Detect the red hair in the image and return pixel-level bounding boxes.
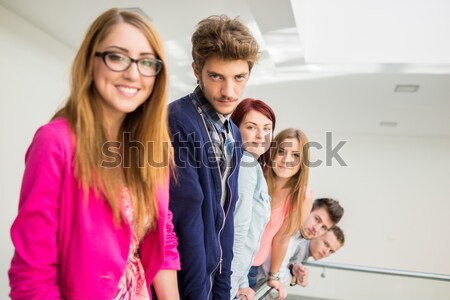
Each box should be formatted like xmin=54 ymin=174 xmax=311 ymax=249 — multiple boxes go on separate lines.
xmin=231 ymin=98 xmax=276 ymax=171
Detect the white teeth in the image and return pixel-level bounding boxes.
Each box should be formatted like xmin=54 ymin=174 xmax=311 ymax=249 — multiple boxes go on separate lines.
xmin=118 ymin=86 xmax=138 ymax=94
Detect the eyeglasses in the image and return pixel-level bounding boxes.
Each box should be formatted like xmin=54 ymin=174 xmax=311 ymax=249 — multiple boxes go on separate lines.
xmin=95 ymin=51 xmax=163 ymax=77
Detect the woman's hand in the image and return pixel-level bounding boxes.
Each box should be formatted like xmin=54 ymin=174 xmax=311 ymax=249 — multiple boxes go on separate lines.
xmin=267 ymin=279 xmax=287 ymax=300
xmin=236 ymin=287 xmax=255 ymax=300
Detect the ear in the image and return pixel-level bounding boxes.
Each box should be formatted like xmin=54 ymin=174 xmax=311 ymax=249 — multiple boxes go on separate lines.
xmin=192 ymin=62 xmax=200 ymax=80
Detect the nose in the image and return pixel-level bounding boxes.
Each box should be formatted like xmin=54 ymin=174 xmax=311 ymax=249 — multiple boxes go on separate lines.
xmin=311 ymin=225 xmax=320 ymax=235
xmin=285 ymin=153 xmax=296 ymax=167
xmin=124 ymin=61 xmax=140 ymax=80
xmin=279 ymin=153 xmax=287 ymax=164
xmin=221 ymin=79 xmax=234 ymax=99
xmin=255 ymin=128 xmax=263 ymax=139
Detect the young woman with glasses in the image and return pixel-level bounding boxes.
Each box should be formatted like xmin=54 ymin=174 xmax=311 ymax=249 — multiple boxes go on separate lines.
xmin=8 ymin=8 xmax=180 ymax=300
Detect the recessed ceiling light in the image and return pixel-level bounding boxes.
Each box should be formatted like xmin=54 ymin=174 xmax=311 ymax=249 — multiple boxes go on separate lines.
xmin=380 ymin=121 xmax=398 ymax=127
xmin=394 ymin=84 xmax=419 ymax=93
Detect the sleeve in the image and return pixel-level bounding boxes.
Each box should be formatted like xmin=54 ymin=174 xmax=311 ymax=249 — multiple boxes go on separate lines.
xmin=160 ymin=208 xmax=181 ymax=270
xmin=231 ymin=158 xmax=257 ymax=292
xmin=168 ymin=118 xmax=208 ymax=299
xmin=212 ymin=212 xmax=233 ymax=300
xmin=289 ymin=239 xmax=309 ymax=265
xmin=9 ymin=125 xmax=64 ymax=300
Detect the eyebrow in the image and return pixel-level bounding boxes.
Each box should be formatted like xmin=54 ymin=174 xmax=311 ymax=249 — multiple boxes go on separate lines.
xmin=104 ymin=45 xmax=154 ymax=56
xmin=245 ymin=121 xmax=272 ymax=126
xmin=236 ymin=72 xmax=249 ymax=77
xmin=206 ymin=70 xmax=249 ymax=77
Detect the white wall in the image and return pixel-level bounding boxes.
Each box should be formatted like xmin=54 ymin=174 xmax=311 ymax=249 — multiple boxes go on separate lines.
xmin=1 ymin=3 xmax=449 ymax=300
xmin=288 ymin=132 xmax=450 ymax=299
xmin=0 ymin=5 xmax=73 ymax=297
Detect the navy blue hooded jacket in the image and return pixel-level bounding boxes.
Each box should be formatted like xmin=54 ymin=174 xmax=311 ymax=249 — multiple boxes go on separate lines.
xmin=168 ymin=92 xmax=242 ymax=300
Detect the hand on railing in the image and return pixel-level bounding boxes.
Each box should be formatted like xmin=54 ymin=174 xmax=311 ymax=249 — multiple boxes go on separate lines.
xmin=290 ymin=263 xmax=309 ymax=287
xmin=267 ymin=278 xmax=287 ymax=300
xmin=236 ymin=287 xmax=255 ymax=300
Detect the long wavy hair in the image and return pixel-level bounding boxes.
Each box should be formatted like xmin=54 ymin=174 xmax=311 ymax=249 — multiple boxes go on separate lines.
xmin=231 ymin=98 xmax=276 ymax=171
xmin=265 ymin=128 xmax=310 ymax=235
xmin=53 ymin=8 xmax=172 ymax=238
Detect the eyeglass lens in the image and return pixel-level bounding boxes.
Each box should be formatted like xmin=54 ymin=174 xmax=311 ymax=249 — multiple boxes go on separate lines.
xmin=103 ymin=52 xmax=161 ymax=76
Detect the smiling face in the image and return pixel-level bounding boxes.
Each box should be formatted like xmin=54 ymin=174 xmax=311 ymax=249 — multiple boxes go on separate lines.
xmin=272 ymin=137 xmax=302 ymax=180
xmin=93 ymin=22 xmax=156 ymax=126
xmin=309 ymin=230 xmax=342 ymax=260
xmin=301 ymin=207 xmax=334 ymax=240
xmin=239 ymin=109 xmax=273 ymax=158
xmin=193 ymin=56 xmax=250 ymax=116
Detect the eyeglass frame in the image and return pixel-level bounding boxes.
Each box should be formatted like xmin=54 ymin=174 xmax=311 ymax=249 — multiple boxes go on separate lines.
xmin=94 ymin=51 xmax=163 ymax=77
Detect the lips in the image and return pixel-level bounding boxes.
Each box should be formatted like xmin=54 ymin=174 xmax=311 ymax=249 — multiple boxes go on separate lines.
xmin=252 ymin=142 xmax=265 ymax=147
xmin=278 ymin=165 xmax=292 ymax=170
xmin=216 ymin=97 xmax=238 ymax=104
xmin=117 ymin=85 xmax=139 ymax=96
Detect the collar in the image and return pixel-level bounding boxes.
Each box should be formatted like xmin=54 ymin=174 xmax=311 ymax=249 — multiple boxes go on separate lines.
xmin=191 ymin=86 xmax=230 ymax=132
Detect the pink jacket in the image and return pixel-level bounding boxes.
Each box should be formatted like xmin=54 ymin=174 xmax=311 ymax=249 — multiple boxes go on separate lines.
xmin=9 ymin=118 xmax=180 ymax=299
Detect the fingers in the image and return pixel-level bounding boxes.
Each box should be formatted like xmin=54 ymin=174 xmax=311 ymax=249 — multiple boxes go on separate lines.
xmin=300 ymin=267 xmax=309 ymax=287
xmin=297 ymin=274 xmax=309 ymax=287
xmin=267 ymin=279 xmax=281 ymax=289
xmin=236 ymin=287 xmax=255 ymax=300
xmin=275 ymin=283 xmax=287 ymax=300
xmin=290 ymin=264 xmax=309 ymax=287
xmin=293 ymin=263 xmax=306 ymax=277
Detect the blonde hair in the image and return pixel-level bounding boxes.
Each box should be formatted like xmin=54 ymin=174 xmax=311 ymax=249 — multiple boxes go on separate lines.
xmin=53 ymin=8 xmax=172 ymax=238
xmin=265 ymin=128 xmax=310 ymax=235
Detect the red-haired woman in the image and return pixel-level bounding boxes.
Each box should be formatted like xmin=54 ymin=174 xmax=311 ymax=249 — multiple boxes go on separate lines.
xmin=230 ymin=98 xmax=276 ymax=300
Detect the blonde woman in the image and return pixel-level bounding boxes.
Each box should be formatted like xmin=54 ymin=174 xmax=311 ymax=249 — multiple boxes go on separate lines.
xmin=9 ymin=8 xmax=179 ymax=299
xmin=249 ymin=128 xmax=312 ymax=299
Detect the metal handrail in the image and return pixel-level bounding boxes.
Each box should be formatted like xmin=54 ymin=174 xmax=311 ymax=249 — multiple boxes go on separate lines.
xmin=252 ymin=262 xmax=449 ymax=299
xmin=303 ymin=261 xmax=450 ymax=282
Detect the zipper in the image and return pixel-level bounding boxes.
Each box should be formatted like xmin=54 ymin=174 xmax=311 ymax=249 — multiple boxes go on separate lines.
xmin=208 ymin=149 xmax=237 ymax=299
xmin=196 ymin=109 xmax=225 ymax=299
xmin=194 ymin=98 xmax=238 ymax=299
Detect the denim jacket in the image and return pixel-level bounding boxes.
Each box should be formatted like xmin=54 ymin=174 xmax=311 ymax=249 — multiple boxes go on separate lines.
xmin=230 ymin=151 xmax=271 ymax=298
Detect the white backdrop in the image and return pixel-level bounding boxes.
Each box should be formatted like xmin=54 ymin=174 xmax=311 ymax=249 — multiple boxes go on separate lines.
xmin=1 ymin=4 xmax=449 ymax=299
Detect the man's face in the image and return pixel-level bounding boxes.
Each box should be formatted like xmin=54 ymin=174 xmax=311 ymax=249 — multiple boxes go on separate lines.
xmin=309 ymin=230 xmax=342 ymax=260
xmin=302 ymin=207 xmax=334 ymax=239
xmin=193 ymin=56 xmax=250 ymax=115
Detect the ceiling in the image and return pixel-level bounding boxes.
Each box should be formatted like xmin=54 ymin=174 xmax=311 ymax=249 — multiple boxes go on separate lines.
xmin=1 ymin=0 xmax=449 ymax=137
